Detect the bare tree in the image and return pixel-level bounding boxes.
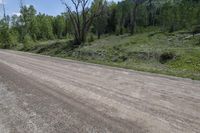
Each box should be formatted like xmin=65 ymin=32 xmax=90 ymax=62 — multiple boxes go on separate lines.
xmin=61 ymin=0 xmax=105 ymax=45
xmin=2 ymin=0 xmax=6 ymax=20
xmin=19 ymin=0 xmax=24 ymax=8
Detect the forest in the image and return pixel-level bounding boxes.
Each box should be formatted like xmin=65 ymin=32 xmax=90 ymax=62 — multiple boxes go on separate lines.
xmin=0 ymin=0 xmax=200 ymax=79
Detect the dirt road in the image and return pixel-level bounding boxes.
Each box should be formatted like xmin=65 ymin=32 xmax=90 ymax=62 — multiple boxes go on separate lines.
xmin=0 ymin=49 xmax=200 ymax=133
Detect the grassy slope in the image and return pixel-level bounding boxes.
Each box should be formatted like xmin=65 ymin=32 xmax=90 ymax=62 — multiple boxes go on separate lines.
xmin=24 ymin=31 xmax=200 ymax=80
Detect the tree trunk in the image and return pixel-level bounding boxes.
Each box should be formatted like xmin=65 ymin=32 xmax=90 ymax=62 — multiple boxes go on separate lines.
xmin=148 ymin=0 xmax=154 ymax=26
xmin=120 ymin=17 xmax=124 ymax=35
xmin=131 ymin=4 xmax=138 ymax=35
xmin=98 ymin=32 xmax=101 ymax=39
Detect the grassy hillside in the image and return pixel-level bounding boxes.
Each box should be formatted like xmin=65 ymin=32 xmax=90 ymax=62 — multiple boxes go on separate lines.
xmin=23 ymin=31 xmax=200 ymax=80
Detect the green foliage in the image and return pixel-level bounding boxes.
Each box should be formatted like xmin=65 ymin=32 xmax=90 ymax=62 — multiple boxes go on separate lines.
xmin=88 ymin=34 xmax=95 ymax=42
xmin=37 ymin=14 xmax=54 ymax=40
xmin=0 ymin=0 xmax=200 ymax=46
xmin=71 ymin=32 xmax=200 ymax=80
xmin=106 ymin=2 xmax=118 ymax=33
xmin=159 ymin=0 xmax=200 ymax=31
xmin=0 ymin=21 xmax=14 ymax=48
xmin=22 ymin=31 xmax=200 ymax=80
xmin=93 ymin=2 xmax=108 ymax=39
xmin=29 ymin=17 xmax=40 ymax=41
xmin=23 ymin=34 xmax=33 ymax=50
xmin=8 ymin=29 xmax=19 ymax=47
xmin=20 ymin=5 xmax=37 ymax=41
xmin=53 ymin=15 xmax=66 ymax=39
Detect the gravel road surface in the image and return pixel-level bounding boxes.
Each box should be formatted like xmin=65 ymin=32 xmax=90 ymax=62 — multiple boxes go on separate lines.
xmin=0 ymin=49 xmax=200 ymax=133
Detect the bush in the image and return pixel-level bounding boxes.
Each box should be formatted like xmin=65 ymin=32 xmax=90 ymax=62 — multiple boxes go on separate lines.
xmin=112 ymin=55 xmax=127 ymax=62
xmin=0 ymin=30 xmax=17 ymax=49
xmin=197 ymin=37 xmax=200 ymax=45
xmin=23 ymin=34 xmax=34 ymax=50
xmin=192 ymin=25 xmax=200 ymax=35
xmin=88 ymin=34 xmax=94 ymax=42
xmin=159 ymin=52 xmax=175 ymax=64
xmin=9 ymin=30 xmax=19 ymax=47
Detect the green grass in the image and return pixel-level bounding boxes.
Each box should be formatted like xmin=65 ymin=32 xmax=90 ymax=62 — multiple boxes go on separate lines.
xmin=20 ymin=31 xmax=200 ymax=80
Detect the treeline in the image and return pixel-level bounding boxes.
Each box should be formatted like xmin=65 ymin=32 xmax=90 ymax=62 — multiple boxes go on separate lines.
xmin=0 ymin=0 xmax=200 ymax=48
xmin=0 ymin=5 xmax=69 ymax=48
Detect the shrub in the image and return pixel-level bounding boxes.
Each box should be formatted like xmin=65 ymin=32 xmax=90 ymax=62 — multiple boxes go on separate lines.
xmin=159 ymin=52 xmax=175 ymax=64
xmin=9 ymin=30 xmax=19 ymax=47
xmin=192 ymin=25 xmax=200 ymax=35
xmin=23 ymin=34 xmax=33 ymax=50
xmin=88 ymin=34 xmax=94 ymax=42
xmin=0 ymin=30 xmax=17 ymax=49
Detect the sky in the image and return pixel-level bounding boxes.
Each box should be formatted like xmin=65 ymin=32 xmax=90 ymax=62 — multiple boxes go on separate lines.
xmin=0 ymin=0 xmax=121 ymax=17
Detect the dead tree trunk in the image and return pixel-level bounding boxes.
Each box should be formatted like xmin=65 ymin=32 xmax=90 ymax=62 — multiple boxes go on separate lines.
xmin=2 ymin=0 xmax=6 ymax=21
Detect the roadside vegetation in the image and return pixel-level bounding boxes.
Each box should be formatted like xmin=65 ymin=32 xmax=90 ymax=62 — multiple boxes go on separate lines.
xmin=24 ymin=31 xmax=200 ymax=80
xmin=0 ymin=0 xmax=200 ymax=80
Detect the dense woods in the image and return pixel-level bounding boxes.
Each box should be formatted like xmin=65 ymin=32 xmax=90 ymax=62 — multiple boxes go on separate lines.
xmin=0 ymin=0 xmax=200 ymax=48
